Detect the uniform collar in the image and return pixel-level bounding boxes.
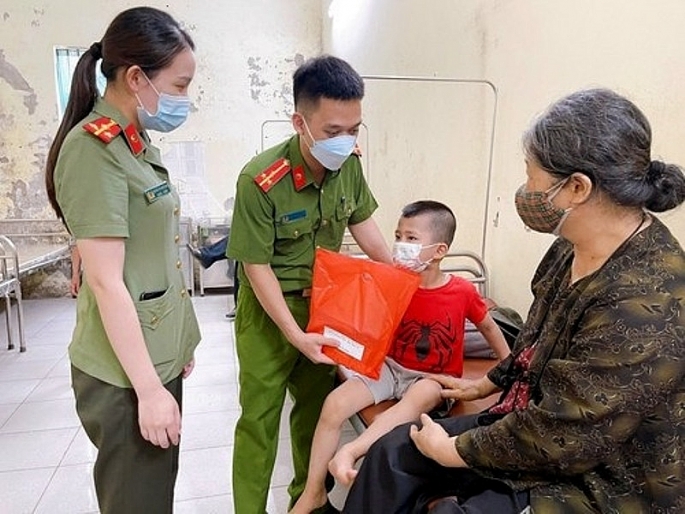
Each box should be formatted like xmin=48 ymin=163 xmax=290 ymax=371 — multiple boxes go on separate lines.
xmin=142 ymin=138 xmax=164 ymax=169
xmin=288 ymin=135 xmax=340 ymax=190
xmin=93 ymin=97 xmax=137 ymax=134
xmin=92 ymin=97 xmax=165 ymax=167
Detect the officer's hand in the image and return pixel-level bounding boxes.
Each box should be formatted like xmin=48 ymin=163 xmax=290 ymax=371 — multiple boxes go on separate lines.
xmin=137 ymin=386 xmax=181 ymax=449
xmin=290 ymin=332 xmax=339 ymax=365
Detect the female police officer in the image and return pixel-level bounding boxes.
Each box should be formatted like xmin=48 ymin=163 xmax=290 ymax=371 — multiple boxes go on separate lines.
xmin=45 ymin=7 xmax=200 ymax=513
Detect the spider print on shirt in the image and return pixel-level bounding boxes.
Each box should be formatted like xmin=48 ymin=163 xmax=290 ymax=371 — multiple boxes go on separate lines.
xmin=390 ymin=316 xmax=458 ymax=372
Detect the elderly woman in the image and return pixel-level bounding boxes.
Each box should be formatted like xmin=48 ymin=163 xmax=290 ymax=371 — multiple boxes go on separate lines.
xmin=342 ymin=89 xmax=685 ymax=514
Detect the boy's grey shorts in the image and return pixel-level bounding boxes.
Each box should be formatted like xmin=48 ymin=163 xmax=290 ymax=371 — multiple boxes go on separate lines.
xmin=340 ymin=358 xmax=430 ymax=404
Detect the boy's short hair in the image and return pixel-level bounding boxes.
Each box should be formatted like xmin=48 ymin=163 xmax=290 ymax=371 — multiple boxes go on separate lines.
xmin=401 ymin=200 xmax=457 ymax=247
xmin=293 ymin=55 xmax=364 ymax=112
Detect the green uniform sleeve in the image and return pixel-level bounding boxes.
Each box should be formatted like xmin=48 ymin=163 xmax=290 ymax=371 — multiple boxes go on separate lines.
xmin=227 ymin=173 xmax=275 ymax=264
xmin=55 ymin=133 xmax=129 ymax=239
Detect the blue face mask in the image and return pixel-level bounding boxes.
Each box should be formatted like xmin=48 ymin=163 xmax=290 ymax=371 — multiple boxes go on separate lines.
xmin=136 ymin=73 xmax=190 ymax=133
xmin=303 ymin=120 xmax=357 ymax=170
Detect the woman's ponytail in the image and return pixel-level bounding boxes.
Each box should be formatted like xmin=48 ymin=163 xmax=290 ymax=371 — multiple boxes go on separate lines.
xmin=45 ymin=43 xmax=101 ymax=222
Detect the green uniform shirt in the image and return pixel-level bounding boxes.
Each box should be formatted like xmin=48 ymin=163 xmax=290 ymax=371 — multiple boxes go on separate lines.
xmin=55 ymin=97 xmax=201 ymax=388
xmin=228 ymin=134 xmax=377 ymax=292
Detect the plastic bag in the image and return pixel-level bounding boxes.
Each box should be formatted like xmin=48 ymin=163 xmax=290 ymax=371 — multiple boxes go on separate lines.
xmin=306 ymin=248 xmax=421 ymax=379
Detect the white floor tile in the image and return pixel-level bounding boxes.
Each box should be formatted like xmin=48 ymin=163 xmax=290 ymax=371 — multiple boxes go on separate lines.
xmin=0 ymin=398 xmax=80 ymax=433
xmin=272 ymin=439 xmax=296 ymax=488
xmin=33 ymin=463 xmax=99 ymax=514
xmin=0 ymin=467 xmax=55 ymax=514
xmin=25 ymin=316 xmax=76 ymax=340
xmin=0 ymin=344 xmax=66 ymax=363
xmin=0 ymin=403 xmax=19 ymax=428
xmin=176 ymin=447 xmax=232 ymax=501
xmin=25 ymin=376 xmax=73 ymax=402
xmin=0 ymin=358 xmax=56 ymax=381
xmin=197 ymin=319 xmax=235 ymax=337
xmin=175 ymin=494 xmax=234 ymax=514
xmin=266 ymin=485 xmax=291 ymax=514
xmin=0 ymin=427 xmax=77 ymax=471
xmin=184 ymin=362 xmax=237 ymax=387
xmin=0 ymin=379 xmax=39 ymax=404
xmin=61 ymin=427 xmax=97 ymax=466
xmin=194 ymin=342 xmax=235 ymax=364
xmin=181 ymin=410 xmax=239 ymax=451
xmin=183 ymin=383 xmax=238 ymax=414
xmin=46 ymin=356 xmax=72 ymax=378
xmin=32 ymin=319 xmax=77 ymax=339
xmin=0 ymin=295 xmax=353 ymax=512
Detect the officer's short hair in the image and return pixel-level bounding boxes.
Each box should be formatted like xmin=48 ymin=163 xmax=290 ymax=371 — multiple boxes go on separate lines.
xmin=401 ymin=200 xmax=457 ymax=247
xmin=293 ymin=55 xmax=364 ymax=112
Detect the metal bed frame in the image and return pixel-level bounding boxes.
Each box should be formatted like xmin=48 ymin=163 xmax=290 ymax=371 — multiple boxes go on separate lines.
xmin=0 ymin=229 xmax=71 ymax=353
xmin=0 ymin=235 xmax=26 ymax=352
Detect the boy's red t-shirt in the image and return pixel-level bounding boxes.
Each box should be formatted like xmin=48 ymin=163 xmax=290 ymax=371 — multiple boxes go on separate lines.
xmin=387 ymin=275 xmax=488 ymax=377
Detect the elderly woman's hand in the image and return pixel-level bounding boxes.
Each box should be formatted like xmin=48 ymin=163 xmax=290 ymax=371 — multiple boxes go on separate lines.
xmin=429 ymin=374 xmax=498 ymax=401
xmin=409 ymin=413 xmax=467 ymax=468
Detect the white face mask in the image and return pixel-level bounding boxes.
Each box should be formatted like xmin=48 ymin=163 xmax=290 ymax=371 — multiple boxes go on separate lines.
xmin=392 ymin=242 xmax=439 ymax=272
xmin=303 ymin=119 xmax=357 ymax=170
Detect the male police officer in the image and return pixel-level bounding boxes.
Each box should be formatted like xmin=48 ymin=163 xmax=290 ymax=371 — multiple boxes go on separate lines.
xmin=228 ymin=55 xmax=391 ymax=513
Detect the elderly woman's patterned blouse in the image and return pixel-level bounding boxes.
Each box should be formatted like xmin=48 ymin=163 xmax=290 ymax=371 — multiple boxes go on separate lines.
xmin=456 ymin=217 xmax=685 ymax=514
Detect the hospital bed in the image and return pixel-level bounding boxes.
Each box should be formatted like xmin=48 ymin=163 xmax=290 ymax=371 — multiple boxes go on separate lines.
xmin=0 ymin=219 xmax=72 ymax=352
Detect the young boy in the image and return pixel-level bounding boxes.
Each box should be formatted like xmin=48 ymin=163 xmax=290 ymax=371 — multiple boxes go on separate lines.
xmin=290 ymin=200 xmax=510 ymax=514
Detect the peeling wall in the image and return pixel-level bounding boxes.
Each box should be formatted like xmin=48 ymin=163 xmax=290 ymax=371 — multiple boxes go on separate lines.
xmin=0 ymin=0 xmax=322 ymax=219
xmin=0 ymin=47 xmax=51 ymax=219
xmin=323 ymin=0 xmax=685 ymax=314
xmin=5 ymin=1 xmax=684 ymax=312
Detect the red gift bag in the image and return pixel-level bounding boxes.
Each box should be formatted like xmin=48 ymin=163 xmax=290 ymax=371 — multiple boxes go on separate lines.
xmin=306 ymin=248 xmax=421 ymax=379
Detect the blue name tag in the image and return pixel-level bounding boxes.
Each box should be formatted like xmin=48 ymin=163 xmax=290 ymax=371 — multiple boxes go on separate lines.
xmin=280 ymin=209 xmax=307 ymax=224
xmin=144 ymin=182 xmax=171 ymax=204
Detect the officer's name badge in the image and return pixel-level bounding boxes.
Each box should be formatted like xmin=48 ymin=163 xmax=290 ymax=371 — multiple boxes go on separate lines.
xmin=144 ymin=182 xmax=171 ymax=204
xmin=280 ymin=209 xmax=307 ymax=224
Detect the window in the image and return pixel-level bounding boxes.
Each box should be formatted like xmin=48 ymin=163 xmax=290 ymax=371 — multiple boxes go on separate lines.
xmin=54 ymin=47 xmax=106 ymax=118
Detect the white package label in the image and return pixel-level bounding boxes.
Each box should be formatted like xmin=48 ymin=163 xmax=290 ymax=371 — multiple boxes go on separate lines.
xmin=323 ymin=326 xmax=365 ymax=361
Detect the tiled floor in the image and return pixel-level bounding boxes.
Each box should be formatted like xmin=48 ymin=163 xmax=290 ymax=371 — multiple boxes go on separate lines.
xmin=0 ymin=294 xmax=355 ymax=513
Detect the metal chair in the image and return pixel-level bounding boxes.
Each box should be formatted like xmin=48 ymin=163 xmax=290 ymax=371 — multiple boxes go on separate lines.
xmin=0 ymin=235 xmax=26 ymax=352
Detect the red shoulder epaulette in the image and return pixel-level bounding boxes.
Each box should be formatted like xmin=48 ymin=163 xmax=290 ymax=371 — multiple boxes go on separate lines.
xmin=254 ymin=158 xmax=290 ymax=192
xmin=83 ymin=117 xmax=121 ymax=143
xmin=83 ymin=118 xmax=144 ymax=156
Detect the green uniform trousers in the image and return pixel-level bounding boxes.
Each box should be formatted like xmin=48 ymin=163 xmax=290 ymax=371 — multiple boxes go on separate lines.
xmin=232 ymin=286 xmax=336 ymax=514
xmin=71 ymin=366 xmax=182 ymax=514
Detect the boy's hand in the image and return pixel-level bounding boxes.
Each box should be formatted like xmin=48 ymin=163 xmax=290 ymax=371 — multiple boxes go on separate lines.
xmin=428 ymin=374 xmax=496 ymax=401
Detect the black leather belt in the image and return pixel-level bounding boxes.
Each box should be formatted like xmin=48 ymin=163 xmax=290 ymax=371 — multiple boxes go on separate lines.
xmin=282 ymin=288 xmax=312 ymax=298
